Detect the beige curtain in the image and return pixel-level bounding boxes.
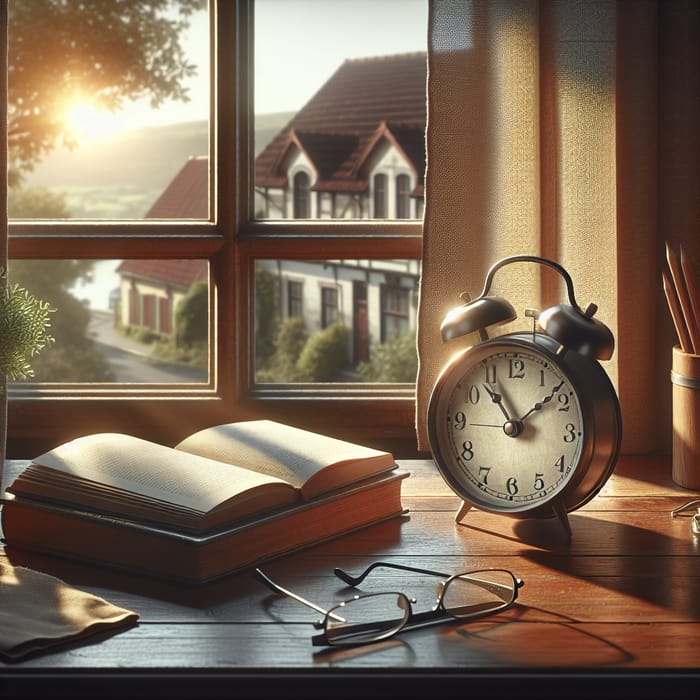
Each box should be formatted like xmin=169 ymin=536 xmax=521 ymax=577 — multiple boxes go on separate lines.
xmin=416 ymin=0 xmax=700 ymax=455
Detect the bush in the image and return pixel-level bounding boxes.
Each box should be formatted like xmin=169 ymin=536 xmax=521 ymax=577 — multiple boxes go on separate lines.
xmin=255 ymin=265 xmax=280 ymax=367
xmin=297 ymin=323 xmax=349 ymax=382
xmin=358 ymin=331 xmax=418 ymax=382
xmin=175 ymin=281 xmax=208 ymax=348
xmin=256 ymin=317 xmax=308 ymax=382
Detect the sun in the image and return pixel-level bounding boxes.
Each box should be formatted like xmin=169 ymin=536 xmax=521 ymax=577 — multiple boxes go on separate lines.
xmin=62 ymin=97 xmax=129 ymax=141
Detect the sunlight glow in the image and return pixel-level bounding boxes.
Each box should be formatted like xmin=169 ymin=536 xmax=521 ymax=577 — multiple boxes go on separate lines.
xmin=63 ymin=97 xmax=132 ymax=140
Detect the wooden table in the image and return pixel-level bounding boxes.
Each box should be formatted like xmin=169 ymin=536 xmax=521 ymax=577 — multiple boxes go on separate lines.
xmin=2 ymin=455 xmax=700 ymax=699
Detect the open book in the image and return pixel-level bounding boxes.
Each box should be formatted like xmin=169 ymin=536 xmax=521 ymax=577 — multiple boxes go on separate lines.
xmin=1 ymin=421 xmax=407 ymax=582
xmin=4 ymin=420 xmax=397 ymax=535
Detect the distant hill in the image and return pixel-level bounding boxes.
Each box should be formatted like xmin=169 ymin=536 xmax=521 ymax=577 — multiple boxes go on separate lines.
xmin=25 ymin=112 xmax=294 ymax=218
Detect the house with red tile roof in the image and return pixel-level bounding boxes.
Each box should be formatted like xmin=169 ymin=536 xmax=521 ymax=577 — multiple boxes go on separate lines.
xmin=117 ymin=54 xmax=424 ymax=368
xmin=115 ymin=258 xmax=207 ymax=335
xmin=255 ymin=52 xmax=426 ymax=219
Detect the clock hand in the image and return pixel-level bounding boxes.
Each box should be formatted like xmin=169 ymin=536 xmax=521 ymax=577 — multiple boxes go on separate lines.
xmin=482 ymin=383 xmax=512 ymax=421
xmin=519 ymin=381 xmax=565 ymax=422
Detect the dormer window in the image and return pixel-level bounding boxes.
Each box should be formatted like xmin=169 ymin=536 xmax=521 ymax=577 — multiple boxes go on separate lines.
xmin=396 ymin=174 xmax=411 ymax=219
xmin=293 ymin=171 xmax=311 ymax=218
xmin=373 ymin=173 xmax=388 ymax=218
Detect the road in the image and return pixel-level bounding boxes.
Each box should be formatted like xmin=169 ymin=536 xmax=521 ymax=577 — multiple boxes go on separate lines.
xmin=88 ymin=311 xmax=208 ymax=383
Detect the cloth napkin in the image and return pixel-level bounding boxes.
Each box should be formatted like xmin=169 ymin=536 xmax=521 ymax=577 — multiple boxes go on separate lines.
xmin=0 ymin=561 xmax=138 ymax=661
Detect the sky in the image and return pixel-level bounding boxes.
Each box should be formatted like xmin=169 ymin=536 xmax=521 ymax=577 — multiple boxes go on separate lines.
xmin=254 ymin=0 xmax=428 ymax=115
xmin=66 ymin=0 xmax=427 ymax=137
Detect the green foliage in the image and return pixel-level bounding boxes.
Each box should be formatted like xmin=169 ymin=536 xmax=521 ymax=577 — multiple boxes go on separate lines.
xmin=297 ymin=323 xmax=350 ymax=382
xmin=8 ymin=0 xmax=206 ymax=183
xmin=28 ymin=344 xmax=114 ymax=384
xmin=255 ymin=265 xmax=281 ymax=368
xmin=175 ymin=281 xmax=208 ymax=348
xmin=257 ymin=320 xmax=351 ymax=383
xmin=133 ymin=326 xmax=166 ymax=345
xmin=358 ymin=331 xmax=418 ymax=383
xmin=151 ymin=336 xmax=208 ymax=370
xmin=146 ymin=282 xmax=208 ymax=371
xmin=7 ymin=186 xmax=71 ymax=218
xmin=0 ymin=270 xmax=55 ymax=380
xmin=9 ymin=261 xmax=115 ymax=382
xmin=256 ymin=317 xmax=309 ymax=382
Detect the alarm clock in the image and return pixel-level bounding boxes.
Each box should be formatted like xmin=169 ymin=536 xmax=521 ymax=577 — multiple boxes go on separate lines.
xmin=426 ymin=255 xmax=622 ymax=538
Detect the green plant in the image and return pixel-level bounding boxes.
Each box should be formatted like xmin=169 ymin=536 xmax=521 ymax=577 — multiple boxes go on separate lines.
xmin=0 ymin=269 xmax=56 ymax=380
xmin=175 ymin=281 xmax=208 ymax=348
xmin=255 ymin=317 xmax=308 ymax=382
xmin=358 ymin=331 xmax=418 ymax=383
xmin=255 ymin=265 xmax=281 ymax=368
xmin=297 ymin=323 xmax=350 ymax=382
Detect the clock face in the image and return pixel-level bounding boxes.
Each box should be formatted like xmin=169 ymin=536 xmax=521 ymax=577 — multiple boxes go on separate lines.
xmin=429 ymin=341 xmax=585 ymax=512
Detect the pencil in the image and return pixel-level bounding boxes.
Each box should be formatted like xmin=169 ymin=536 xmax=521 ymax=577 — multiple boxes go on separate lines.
xmin=680 ymin=244 xmax=700 ymax=354
xmin=663 ymin=269 xmax=692 ymax=353
xmin=666 ymin=242 xmax=699 ymax=353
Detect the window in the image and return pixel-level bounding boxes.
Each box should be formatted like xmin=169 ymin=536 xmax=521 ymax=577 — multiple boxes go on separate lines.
xmin=287 ymin=280 xmax=304 ymax=318
xmin=6 ymin=0 xmax=427 ymax=458
xmin=321 ymin=287 xmax=339 ymax=329
xmin=381 ymin=284 xmax=411 ymax=342
xmin=396 ymin=174 xmax=411 ymax=219
xmin=292 ymin=171 xmax=311 ymax=219
xmin=373 ymin=174 xmax=388 ymax=219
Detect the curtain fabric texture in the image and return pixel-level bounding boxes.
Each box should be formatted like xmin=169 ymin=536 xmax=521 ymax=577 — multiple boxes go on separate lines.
xmin=416 ymin=0 xmax=700 ymax=455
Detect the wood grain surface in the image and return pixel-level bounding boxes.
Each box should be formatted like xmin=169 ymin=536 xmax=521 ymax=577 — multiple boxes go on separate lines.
xmin=2 ymin=455 xmax=699 ymax=698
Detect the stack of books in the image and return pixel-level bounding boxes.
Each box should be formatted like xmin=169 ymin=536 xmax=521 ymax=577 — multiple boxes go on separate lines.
xmin=0 ymin=420 xmax=408 ymax=584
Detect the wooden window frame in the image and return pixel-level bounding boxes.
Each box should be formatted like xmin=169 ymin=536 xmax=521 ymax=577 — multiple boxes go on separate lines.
xmin=5 ymin=0 xmax=423 ymax=458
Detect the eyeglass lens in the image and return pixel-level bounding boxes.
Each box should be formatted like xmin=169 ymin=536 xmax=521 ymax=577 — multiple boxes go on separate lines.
xmin=325 ymin=592 xmax=411 ymax=645
xmin=442 ymin=569 xmax=516 ymax=617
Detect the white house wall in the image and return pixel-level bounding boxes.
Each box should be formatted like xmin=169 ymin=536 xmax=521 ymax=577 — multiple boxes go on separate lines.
xmin=257 ymin=259 xmax=419 ymax=357
xmin=118 ymin=278 xmax=188 ymax=332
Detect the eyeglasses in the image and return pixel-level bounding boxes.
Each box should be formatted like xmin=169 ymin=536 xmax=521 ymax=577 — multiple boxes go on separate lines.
xmin=255 ymin=561 xmax=524 ymax=647
xmin=671 ymin=498 xmax=700 ymax=535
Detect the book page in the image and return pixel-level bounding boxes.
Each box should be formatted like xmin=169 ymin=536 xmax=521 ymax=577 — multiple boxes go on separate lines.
xmin=175 ymin=420 xmax=395 ymax=499
xmin=27 ymin=433 xmax=297 ymax=514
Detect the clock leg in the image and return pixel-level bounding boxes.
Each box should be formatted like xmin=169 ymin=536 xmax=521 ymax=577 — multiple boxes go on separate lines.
xmin=552 ymin=500 xmax=572 ymax=541
xmin=455 ymin=500 xmax=472 ymax=523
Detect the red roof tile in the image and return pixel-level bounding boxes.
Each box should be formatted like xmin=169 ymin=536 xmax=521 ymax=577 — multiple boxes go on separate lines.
xmin=255 ymin=53 xmax=426 ymax=191
xmin=142 ymin=53 xmax=427 ymax=221
xmin=145 ymin=156 xmax=209 ymax=219
xmin=117 ymin=259 xmax=208 ymax=288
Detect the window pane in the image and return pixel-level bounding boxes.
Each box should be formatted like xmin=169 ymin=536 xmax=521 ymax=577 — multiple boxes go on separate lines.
xmin=254 ymin=0 xmax=427 ymax=221
xmin=8 ymin=1 xmax=210 ymax=220
xmin=255 ymin=260 xmax=419 ymax=383
xmin=9 ymin=260 xmax=209 ymax=384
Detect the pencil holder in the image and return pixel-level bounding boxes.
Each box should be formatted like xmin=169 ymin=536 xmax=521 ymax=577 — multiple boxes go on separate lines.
xmin=672 ymin=345 xmax=700 ymax=489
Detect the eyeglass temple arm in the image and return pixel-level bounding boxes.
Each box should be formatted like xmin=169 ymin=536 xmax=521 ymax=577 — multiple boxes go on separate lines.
xmin=672 ymin=499 xmax=700 ymax=516
xmin=334 ymin=561 xmax=451 ymax=586
xmin=335 ymin=564 xmax=524 ymax=605
xmin=254 ymin=568 xmax=330 ymax=617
